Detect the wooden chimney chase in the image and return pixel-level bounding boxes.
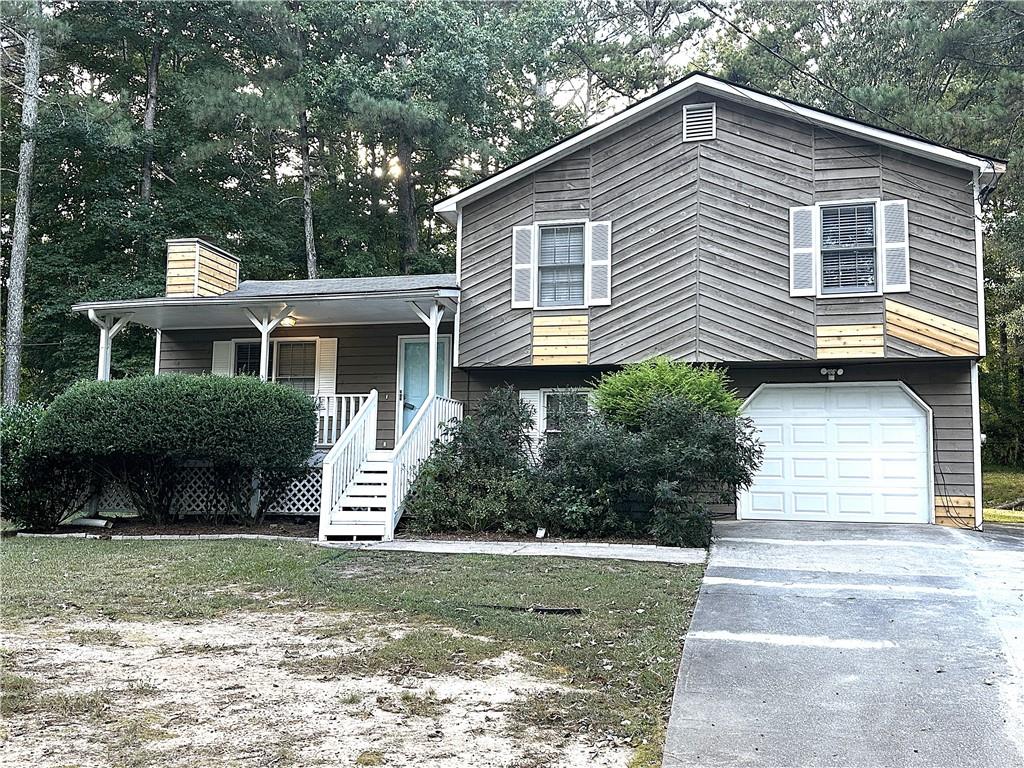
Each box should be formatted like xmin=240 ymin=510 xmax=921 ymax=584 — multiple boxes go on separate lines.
xmin=164 ymin=238 xmax=240 ymax=297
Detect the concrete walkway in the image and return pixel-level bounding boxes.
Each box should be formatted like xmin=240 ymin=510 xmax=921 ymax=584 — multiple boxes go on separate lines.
xmin=321 ymin=538 xmax=707 ymax=564
xmin=664 ymin=521 xmax=1024 ymax=768
xmin=16 ymin=531 xmax=706 ymax=565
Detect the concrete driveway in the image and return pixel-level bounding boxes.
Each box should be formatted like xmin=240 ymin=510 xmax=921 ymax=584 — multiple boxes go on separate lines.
xmin=664 ymin=521 xmax=1024 ymax=768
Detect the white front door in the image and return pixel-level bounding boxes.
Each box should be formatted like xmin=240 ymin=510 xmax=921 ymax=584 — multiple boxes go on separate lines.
xmin=740 ymin=383 xmax=931 ymax=524
xmin=396 ymin=336 xmax=451 ymax=439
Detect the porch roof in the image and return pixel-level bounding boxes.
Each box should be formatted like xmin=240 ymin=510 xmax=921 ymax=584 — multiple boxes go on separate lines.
xmin=72 ymin=274 xmax=459 ymax=330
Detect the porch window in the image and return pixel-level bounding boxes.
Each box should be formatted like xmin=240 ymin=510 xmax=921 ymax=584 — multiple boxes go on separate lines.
xmin=234 ymin=342 xmax=264 ymax=376
xmin=537 ymin=224 xmax=585 ymax=307
xmin=232 ymin=340 xmax=316 ymax=394
xmin=820 ymin=203 xmax=876 ymax=294
xmin=273 ymin=341 xmax=316 ymax=394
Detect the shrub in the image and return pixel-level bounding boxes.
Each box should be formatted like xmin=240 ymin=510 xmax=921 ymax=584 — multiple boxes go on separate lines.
xmin=39 ymin=375 xmax=316 ymax=524
xmin=592 ymin=357 xmax=740 ymax=428
xmin=403 ymin=387 xmax=540 ymax=534
xmin=1 ymin=403 xmax=92 ymax=531
xmin=539 ymin=396 xmax=763 ymax=547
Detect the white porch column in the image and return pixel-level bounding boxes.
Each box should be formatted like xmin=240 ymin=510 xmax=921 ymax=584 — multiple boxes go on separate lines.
xmin=410 ymin=301 xmax=445 ymax=399
xmin=244 ymin=305 xmax=293 ymax=382
xmin=87 ymin=309 xmax=132 ymax=381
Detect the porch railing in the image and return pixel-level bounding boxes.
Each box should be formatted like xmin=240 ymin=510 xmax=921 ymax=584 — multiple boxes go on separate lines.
xmin=315 ymin=393 xmax=371 ymax=446
xmin=388 ymin=394 xmax=463 ymax=536
xmin=319 ymin=389 xmax=378 ymax=535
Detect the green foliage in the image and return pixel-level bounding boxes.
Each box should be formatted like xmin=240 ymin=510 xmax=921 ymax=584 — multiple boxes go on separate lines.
xmin=403 ymin=387 xmax=540 ymax=534
xmin=405 ymin=386 xmax=762 ymax=548
xmin=39 ymin=375 xmax=316 ymax=523
xmin=0 ymin=403 xmax=92 ymax=531
xmin=539 ymin=397 xmax=763 ymax=547
xmin=592 ymin=358 xmax=740 ymax=429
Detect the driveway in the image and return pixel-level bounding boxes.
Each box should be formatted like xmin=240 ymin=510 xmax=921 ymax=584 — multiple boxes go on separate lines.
xmin=664 ymin=521 xmax=1024 ymax=768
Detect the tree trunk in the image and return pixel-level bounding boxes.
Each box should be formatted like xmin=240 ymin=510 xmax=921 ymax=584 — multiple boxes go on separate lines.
xmin=396 ymin=132 xmax=417 ymax=274
xmin=2 ymin=0 xmax=43 ymax=406
xmin=140 ymin=41 xmax=161 ymax=203
xmin=299 ymin=106 xmax=318 ymax=279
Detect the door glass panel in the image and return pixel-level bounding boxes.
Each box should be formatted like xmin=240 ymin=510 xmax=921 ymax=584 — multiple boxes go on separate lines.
xmin=399 ymin=338 xmax=449 ymax=434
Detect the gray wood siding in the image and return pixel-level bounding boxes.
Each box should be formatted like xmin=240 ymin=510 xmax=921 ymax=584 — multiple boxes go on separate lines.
xmin=696 ymin=101 xmax=816 ymax=361
xmin=589 ymin=107 xmax=699 ymax=363
xmin=158 ymin=323 xmax=462 ymax=451
xmin=456 ymin=92 xmax=981 ymax=366
xmin=460 ymin=178 xmax=534 ymax=366
xmin=881 ymin=149 xmax=978 ymax=329
xmin=464 ymin=359 xmax=975 ymax=510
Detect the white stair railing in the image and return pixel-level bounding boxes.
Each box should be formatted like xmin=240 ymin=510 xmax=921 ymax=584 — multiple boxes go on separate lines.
xmin=319 ymin=389 xmax=378 ymax=538
xmin=315 ymin=393 xmax=371 ymax=446
xmin=388 ymin=395 xmax=463 ymax=538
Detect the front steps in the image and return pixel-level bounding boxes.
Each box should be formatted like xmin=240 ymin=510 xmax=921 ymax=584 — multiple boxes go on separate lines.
xmin=321 ymin=450 xmax=394 ymax=538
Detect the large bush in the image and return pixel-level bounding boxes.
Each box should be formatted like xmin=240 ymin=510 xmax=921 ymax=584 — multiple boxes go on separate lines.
xmin=539 ymin=397 xmax=763 ymax=547
xmin=592 ymin=357 xmax=740 ymax=428
xmin=403 ymin=387 xmax=540 ymax=534
xmin=1 ymin=403 xmax=93 ymax=531
xmin=40 ymin=375 xmax=316 ymax=524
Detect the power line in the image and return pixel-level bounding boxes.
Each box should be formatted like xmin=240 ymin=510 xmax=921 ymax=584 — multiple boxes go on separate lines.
xmin=697 ymin=1 xmax=933 ymax=142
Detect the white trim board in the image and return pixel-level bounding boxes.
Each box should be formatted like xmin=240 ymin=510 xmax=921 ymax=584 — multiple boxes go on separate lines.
xmin=433 ymin=73 xmax=1004 ymax=224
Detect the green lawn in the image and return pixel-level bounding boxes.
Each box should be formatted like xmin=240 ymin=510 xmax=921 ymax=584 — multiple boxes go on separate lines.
xmin=1 ymin=538 xmax=701 ymax=766
xmin=983 ymin=466 xmax=1024 ymax=524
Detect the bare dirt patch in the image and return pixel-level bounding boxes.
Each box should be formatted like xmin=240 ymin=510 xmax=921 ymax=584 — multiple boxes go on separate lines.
xmin=1 ymin=611 xmax=631 ymax=768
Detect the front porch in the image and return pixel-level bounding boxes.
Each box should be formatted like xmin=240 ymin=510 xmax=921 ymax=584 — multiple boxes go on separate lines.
xmin=73 ymin=270 xmax=464 ymax=540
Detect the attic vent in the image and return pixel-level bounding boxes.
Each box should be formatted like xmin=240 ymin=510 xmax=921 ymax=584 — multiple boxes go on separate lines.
xmin=683 ymin=102 xmax=716 ymax=142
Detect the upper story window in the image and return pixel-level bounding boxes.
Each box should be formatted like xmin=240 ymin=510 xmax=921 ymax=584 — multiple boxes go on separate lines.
xmin=537 ymin=225 xmax=586 ymax=307
xmin=510 ymin=221 xmax=612 ymax=310
xmin=820 ymin=203 xmax=876 ymax=294
xmin=789 ymin=198 xmax=909 ymax=298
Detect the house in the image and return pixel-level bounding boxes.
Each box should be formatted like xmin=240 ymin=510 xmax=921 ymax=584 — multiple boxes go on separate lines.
xmin=73 ymin=73 xmax=1005 ymax=539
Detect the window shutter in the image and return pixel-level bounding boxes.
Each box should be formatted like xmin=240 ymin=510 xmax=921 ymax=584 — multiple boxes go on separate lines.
xmin=879 ymin=199 xmax=910 ymax=293
xmin=587 ymin=221 xmax=612 ymax=306
xmin=212 ymin=341 xmax=233 ymax=376
xmin=789 ymin=206 xmax=817 ymax=297
xmin=518 ymin=389 xmax=543 ymax=448
xmin=511 ymin=225 xmax=535 ymax=308
xmin=315 ymin=337 xmax=338 ymax=395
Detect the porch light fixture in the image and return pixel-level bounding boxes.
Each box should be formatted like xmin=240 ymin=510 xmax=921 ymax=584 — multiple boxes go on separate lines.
xmin=279 ymin=316 xmax=297 ymax=327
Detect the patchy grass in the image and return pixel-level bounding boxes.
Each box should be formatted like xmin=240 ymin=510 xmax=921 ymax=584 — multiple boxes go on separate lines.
xmin=983 ymin=465 xmax=1024 ymax=507
xmin=288 ymin=628 xmax=499 ymax=680
xmin=1 ymin=538 xmax=701 ymax=764
xmin=983 ymin=466 xmax=1024 ymax=525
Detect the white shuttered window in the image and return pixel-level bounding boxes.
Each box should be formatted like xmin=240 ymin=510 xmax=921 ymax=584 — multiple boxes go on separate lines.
xmin=510 ymin=220 xmax=613 ymax=309
xmin=789 ymin=199 xmax=910 ymax=297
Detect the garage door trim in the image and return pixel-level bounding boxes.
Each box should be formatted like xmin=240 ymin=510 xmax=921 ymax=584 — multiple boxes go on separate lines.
xmin=736 ymin=381 xmax=935 ymax=524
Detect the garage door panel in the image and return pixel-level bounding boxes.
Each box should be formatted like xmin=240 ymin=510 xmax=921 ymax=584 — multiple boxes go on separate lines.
xmin=792 ymin=423 xmax=828 ymax=445
xmin=740 ymin=384 xmax=930 ymax=524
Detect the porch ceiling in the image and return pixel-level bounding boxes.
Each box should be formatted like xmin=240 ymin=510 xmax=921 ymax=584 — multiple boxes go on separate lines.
xmin=72 ymin=287 xmax=459 ymax=330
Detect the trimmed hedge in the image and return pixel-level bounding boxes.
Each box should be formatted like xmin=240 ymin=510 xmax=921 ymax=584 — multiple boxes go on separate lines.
xmin=592 ymin=357 xmax=740 ymax=428
xmin=1 ymin=403 xmax=92 ymax=531
xmin=39 ymin=375 xmax=317 ymax=523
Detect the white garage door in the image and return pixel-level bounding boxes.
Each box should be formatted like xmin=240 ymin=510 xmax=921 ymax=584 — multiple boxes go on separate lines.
xmin=740 ymin=384 xmax=930 ymax=524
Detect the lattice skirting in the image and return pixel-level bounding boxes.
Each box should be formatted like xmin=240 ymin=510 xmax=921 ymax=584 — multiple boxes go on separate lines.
xmin=92 ymin=462 xmax=323 ymax=518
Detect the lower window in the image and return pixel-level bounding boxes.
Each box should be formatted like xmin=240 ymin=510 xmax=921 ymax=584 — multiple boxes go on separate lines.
xmin=543 ymin=390 xmax=591 ymax=434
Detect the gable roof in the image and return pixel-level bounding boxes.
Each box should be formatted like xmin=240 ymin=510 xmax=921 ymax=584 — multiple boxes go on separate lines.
xmin=433 ymin=72 xmax=1005 ymax=224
